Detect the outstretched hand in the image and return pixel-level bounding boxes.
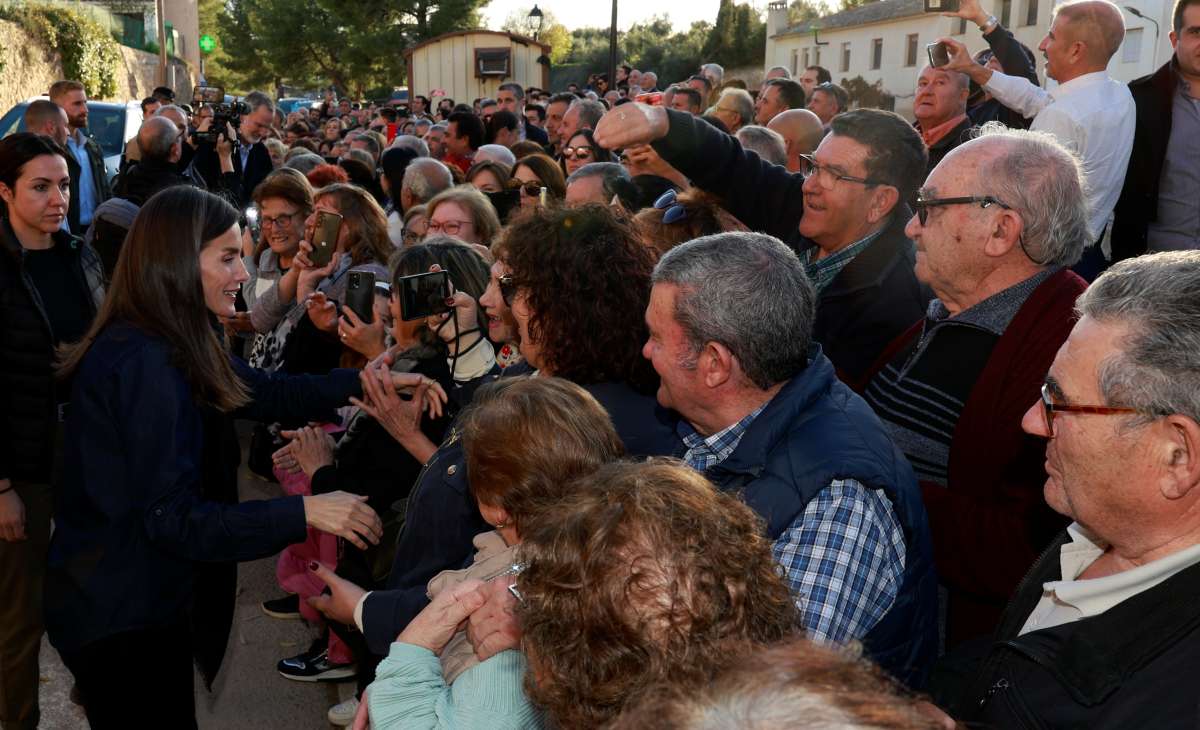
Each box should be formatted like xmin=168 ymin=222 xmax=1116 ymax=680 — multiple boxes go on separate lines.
xmin=302 ymin=492 xmax=382 ymax=551
xmin=592 ymin=102 xmax=670 ymax=152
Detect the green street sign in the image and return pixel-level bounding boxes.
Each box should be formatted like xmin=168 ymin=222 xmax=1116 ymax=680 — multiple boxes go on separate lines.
xmin=199 ymin=34 xmax=216 ymax=54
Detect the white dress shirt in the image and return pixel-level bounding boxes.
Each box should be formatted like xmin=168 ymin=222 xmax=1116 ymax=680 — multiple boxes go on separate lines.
xmin=985 ymin=70 xmax=1136 ymax=243
xmin=1019 ymin=522 xmax=1200 ymax=635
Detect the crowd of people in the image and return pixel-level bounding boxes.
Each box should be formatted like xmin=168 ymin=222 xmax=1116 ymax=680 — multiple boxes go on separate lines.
xmin=2 ymin=0 xmax=1200 ymax=726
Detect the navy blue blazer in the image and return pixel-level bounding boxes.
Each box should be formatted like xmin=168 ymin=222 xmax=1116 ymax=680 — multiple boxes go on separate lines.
xmin=45 ymin=321 xmax=360 ymax=683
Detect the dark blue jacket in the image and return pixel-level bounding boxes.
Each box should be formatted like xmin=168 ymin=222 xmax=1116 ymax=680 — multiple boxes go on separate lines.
xmin=45 ymin=322 xmax=360 ymax=684
xmin=361 ymin=376 xmax=678 ymax=655
xmin=703 ymin=348 xmax=937 ymax=688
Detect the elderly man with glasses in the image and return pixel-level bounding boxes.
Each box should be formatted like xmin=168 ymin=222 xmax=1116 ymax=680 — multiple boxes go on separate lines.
xmin=593 ymin=101 xmax=931 ymax=388
xmin=861 ymin=125 xmax=1088 ymax=649
xmin=930 ymin=251 xmax=1200 ymax=727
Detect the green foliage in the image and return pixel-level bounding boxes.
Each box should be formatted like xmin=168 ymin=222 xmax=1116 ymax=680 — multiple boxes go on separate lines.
xmin=840 ymin=75 xmax=894 ymax=109
xmin=214 ymin=0 xmax=488 ymax=98
xmin=0 ymin=3 xmax=121 ymax=98
xmin=788 ymin=0 xmax=828 ymax=24
xmin=556 ymin=15 xmax=720 ymax=88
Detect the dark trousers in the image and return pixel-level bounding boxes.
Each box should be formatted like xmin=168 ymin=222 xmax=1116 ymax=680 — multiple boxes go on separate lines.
xmin=0 ymin=481 xmax=53 ymax=730
xmin=60 ymin=624 xmax=197 ymax=730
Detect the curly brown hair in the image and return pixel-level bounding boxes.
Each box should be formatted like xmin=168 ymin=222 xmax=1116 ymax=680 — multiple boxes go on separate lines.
xmin=462 ymin=377 xmax=625 ymax=534
xmin=492 ymin=204 xmax=660 ymax=393
xmin=609 ymin=638 xmax=942 ymax=729
xmin=516 ymin=459 xmax=800 ymax=729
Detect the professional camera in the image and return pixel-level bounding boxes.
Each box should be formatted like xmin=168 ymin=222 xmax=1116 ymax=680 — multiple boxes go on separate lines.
xmin=192 ymin=85 xmax=251 ymax=145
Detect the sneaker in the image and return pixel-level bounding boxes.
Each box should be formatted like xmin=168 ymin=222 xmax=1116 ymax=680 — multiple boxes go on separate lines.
xmin=277 ymin=648 xmax=356 ymax=682
xmin=327 ymin=696 xmax=360 ymax=726
xmin=261 ymin=593 xmax=302 ymax=620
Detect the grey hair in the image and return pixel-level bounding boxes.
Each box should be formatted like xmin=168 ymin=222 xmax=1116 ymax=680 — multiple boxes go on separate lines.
xmin=136 ymin=116 xmax=179 ymax=161
xmin=154 ymin=104 xmax=187 ymax=121
xmin=718 ymin=89 xmax=755 ymax=127
xmin=244 ymin=90 xmax=274 ymax=114
xmin=430 ymin=122 xmax=448 ymax=133
xmin=569 ymin=99 xmax=607 ymax=130
xmin=402 ymin=157 xmax=453 ymax=204
xmin=1076 ymin=251 xmax=1200 ymax=425
xmin=702 ymin=63 xmax=725 ymax=84
xmin=475 ymin=144 xmax=516 ymax=169
xmin=765 ymin=65 xmax=792 ymax=79
xmin=652 ymin=232 xmax=815 ymax=389
xmin=566 ymin=162 xmax=630 ymax=200
xmin=919 ymin=64 xmax=970 ymax=92
xmin=736 ymin=125 xmax=787 ymax=167
xmin=498 ymin=82 xmax=526 ymax=101
xmin=390 ymin=134 xmax=430 ymax=157
xmin=414 ymin=118 xmax=432 ymax=131
xmin=963 ymin=123 xmax=1089 ymax=267
xmin=642 ymin=71 xmax=659 ymax=86
xmin=283 ymin=153 xmax=324 ymax=175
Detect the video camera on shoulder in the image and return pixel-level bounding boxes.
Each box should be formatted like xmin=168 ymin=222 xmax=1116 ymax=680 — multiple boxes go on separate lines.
xmin=192 ymin=85 xmax=251 ymax=145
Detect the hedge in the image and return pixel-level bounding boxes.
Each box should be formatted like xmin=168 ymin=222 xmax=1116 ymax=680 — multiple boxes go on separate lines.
xmin=0 ymin=3 xmax=121 ymax=98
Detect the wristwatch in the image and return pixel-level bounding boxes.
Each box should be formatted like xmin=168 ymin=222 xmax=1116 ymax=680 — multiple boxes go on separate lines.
xmin=979 ymin=14 xmax=999 ymax=33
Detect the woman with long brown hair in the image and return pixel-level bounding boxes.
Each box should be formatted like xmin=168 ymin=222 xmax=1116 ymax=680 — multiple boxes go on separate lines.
xmin=45 ymin=186 xmax=438 ymax=730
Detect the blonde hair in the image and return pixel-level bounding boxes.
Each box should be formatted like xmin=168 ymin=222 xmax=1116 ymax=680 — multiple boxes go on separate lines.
xmin=425 ymin=185 xmax=502 ymax=246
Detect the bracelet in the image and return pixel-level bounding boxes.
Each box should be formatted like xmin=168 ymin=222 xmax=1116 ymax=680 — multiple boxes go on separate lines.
xmin=979 ymin=14 xmax=999 ymax=32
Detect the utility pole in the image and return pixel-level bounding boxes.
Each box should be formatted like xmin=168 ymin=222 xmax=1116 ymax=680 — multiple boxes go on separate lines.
xmin=155 ymin=0 xmax=169 ymax=86
xmin=607 ymin=0 xmax=618 ymax=91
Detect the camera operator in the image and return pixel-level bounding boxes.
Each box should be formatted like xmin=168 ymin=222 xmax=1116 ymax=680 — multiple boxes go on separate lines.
xmin=191 ymin=91 xmax=275 ymax=208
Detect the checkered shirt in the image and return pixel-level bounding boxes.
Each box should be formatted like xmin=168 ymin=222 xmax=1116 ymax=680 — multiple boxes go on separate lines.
xmin=773 ymin=479 xmax=907 ymax=643
xmin=803 ymin=229 xmax=884 ymax=293
xmin=679 ymin=404 xmax=767 ymax=472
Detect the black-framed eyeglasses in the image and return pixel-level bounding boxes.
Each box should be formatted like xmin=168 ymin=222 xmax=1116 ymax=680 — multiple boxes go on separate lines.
xmin=653 ymin=188 xmax=687 ymax=224
xmin=1038 ymin=382 xmax=1141 ymax=438
xmin=913 ymin=194 xmax=1012 ymax=227
xmin=498 ymin=274 xmax=517 ymax=306
xmin=797 ymin=154 xmax=885 ymax=190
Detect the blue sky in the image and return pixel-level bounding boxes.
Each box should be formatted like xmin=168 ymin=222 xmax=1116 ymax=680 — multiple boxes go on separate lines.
xmin=481 ymin=0 xmax=730 ymax=32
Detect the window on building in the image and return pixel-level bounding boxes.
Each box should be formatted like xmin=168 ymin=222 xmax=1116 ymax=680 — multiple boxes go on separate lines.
xmin=905 ymin=33 xmax=919 ymax=67
xmin=1024 ymin=0 xmax=1039 ymax=26
xmin=802 ymin=47 xmax=810 ymax=70
xmin=1001 ymin=0 xmax=1012 ymax=27
xmin=791 ymin=49 xmax=799 ymax=76
xmin=1122 ymin=27 xmax=1143 ymax=63
xmin=841 ymin=42 xmax=851 ymax=72
xmin=956 ymin=18 xmax=968 ymax=34
xmin=871 ymin=38 xmax=883 ymax=69
xmin=815 ymin=46 xmax=822 ymax=66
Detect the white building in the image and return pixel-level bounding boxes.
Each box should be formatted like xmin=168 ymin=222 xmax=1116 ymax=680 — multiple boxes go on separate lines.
xmin=765 ymin=0 xmax=1175 ymax=119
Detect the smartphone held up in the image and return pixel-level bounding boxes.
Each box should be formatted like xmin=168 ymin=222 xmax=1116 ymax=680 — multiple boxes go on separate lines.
xmin=309 ymin=210 xmax=342 ymax=268
xmin=927 ymin=41 xmax=951 ymax=68
xmin=398 ymin=271 xmax=452 ymax=321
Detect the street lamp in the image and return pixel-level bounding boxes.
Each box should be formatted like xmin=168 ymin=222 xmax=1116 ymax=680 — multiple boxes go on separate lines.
xmin=527 ymin=5 xmax=544 ymax=40
xmin=1125 ymin=6 xmax=1161 ymax=61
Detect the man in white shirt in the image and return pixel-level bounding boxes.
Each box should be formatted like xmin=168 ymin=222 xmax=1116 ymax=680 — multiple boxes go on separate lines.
xmin=939 ymin=0 xmax=1135 ymax=280
xmin=933 ymin=251 xmax=1200 ymax=727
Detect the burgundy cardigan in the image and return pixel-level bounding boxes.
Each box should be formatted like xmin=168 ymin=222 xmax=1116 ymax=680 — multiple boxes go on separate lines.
xmin=863 ymin=268 xmax=1087 ymax=646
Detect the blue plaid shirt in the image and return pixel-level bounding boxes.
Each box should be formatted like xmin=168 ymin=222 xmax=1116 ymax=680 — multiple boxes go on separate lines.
xmin=803 ymin=228 xmax=884 ymax=293
xmin=679 ymin=404 xmax=767 ymax=472
xmin=682 ymin=408 xmax=906 ymax=645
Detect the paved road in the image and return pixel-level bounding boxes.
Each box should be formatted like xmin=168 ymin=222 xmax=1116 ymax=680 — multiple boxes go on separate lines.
xmin=38 ymin=445 xmax=356 ymax=729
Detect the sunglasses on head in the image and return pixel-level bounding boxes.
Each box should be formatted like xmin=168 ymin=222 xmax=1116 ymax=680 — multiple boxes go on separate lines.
xmin=653 ymin=188 xmax=688 ymax=224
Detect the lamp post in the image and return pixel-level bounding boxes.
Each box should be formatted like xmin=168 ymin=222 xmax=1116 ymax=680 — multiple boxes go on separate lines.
xmin=527 ymin=4 xmax=544 ymax=40
xmin=1125 ymin=6 xmax=1161 ymax=63
xmin=608 ymin=0 xmax=618 ymax=94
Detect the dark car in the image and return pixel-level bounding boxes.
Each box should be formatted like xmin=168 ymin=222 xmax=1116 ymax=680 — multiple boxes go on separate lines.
xmin=0 ymin=97 xmax=142 ymax=184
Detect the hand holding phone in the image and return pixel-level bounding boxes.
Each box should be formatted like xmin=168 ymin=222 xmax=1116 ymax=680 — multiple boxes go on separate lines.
xmin=344 ymin=271 xmax=376 ymax=324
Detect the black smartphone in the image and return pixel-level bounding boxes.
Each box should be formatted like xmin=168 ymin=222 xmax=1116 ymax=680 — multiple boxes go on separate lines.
xmin=924 ymin=0 xmax=960 ymax=11
xmin=927 ymin=41 xmax=951 ymax=68
xmin=398 ymin=271 xmax=452 ymax=321
xmin=309 ymin=210 xmax=342 ymax=267
xmin=344 ymin=270 xmax=376 ymax=324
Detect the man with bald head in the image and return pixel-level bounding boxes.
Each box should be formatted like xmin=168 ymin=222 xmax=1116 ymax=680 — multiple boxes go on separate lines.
xmin=912 ymin=66 xmax=972 ymax=179
xmin=767 ymin=108 xmax=825 ymax=173
xmin=939 ymin=0 xmax=1135 ymax=279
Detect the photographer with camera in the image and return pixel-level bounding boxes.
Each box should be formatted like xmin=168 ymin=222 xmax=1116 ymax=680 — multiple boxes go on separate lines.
xmin=192 ymin=90 xmax=276 ymax=208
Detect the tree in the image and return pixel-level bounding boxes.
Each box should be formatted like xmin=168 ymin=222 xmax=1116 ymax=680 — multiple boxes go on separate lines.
xmin=701 ymin=0 xmax=735 ymax=62
xmin=214 ymin=0 xmax=488 ymax=97
xmin=788 ymin=0 xmax=827 ymax=26
xmin=500 ymin=7 xmax=573 ymax=64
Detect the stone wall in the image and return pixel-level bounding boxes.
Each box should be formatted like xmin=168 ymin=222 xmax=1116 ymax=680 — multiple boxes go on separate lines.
xmin=0 ymin=19 xmax=194 ymax=112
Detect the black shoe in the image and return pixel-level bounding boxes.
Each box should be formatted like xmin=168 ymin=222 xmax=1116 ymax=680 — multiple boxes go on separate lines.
xmin=261 ymin=593 xmax=302 ymax=620
xmin=277 ymin=648 xmax=356 ymax=682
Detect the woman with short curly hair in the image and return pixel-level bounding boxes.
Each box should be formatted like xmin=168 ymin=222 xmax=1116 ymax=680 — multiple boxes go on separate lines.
xmin=492 ymin=203 xmax=659 ymax=396
xmin=518 ymin=459 xmax=800 ymax=728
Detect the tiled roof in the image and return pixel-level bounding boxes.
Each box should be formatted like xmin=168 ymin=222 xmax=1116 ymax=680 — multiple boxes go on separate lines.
xmin=775 ymin=0 xmax=926 ymax=36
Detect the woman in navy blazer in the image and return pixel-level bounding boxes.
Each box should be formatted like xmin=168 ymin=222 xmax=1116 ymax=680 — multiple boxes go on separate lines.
xmin=45 ymin=186 xmax=438 ymax=729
